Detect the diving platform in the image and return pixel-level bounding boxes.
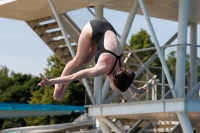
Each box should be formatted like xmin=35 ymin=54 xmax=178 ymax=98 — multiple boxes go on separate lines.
xmin=0 ymin=0 xmax=200 ymax=133
xmin=88 ymin=99 xmax=200 ymax=122
xmin=0 ymin=103 xmax=84 ymax=118
xmin=0 ymin=0 xmax=200 ymax=24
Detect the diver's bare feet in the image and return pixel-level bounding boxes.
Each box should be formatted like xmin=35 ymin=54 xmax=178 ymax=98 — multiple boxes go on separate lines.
xmin=138 ymin=87 xmax=147 ymax=93
xmin=54 ymin=83 xmax=68 ymax=101
xmin=54 ymin=84 xmax=64 ymax=101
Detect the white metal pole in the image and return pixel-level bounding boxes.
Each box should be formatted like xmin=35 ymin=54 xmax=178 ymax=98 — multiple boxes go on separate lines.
xmin=120 ymin=0 xmax=139 ymax=49
xmin=95 ymin=4 xmax=104 ymax=20
xmin=101 ymin=117 xmax=123 ymax=133
xmin=176 ymin=0 xmax=193 ymax=132
xmin=48 ymin=0 xmax=95 ymax=104
xmin=186 ymin=81 xmax=200 ymax=99
xmin=175 ymin=0 xmax=189 ymax=98
xmin=94 ymin=4 xmax=103 ymax=104
xmin=162 ymin=48 xmax=165 ymax=100
xmin=102 ymin=78 xmax=110 ymax=102
xmin=94 ymin=5 xmax=110 ymax=133
xmin=146 ymin=69 xmax=149 ymax=101
xmin=48 ymin=0 xmax=75 ymax=57
xmin=138 ymin=0 xmax=176 ymax=98
xmin=177 ymin=112 xmax=193 ymax=133
xmin=97 ymin=117 xmax=111 ymax=133
xmin=102 ymin=0 xmax=139 ymax=102
xmin=189 ymin=23 xmax=198 ymax=98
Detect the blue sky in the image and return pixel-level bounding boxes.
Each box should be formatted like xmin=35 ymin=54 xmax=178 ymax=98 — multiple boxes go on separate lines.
xmin=0 ymin=8 xmax=198 ymax=76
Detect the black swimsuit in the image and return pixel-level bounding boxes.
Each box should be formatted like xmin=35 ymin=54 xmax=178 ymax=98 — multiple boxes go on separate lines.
xmin=90 ymin=20 xmax=123 ymax=75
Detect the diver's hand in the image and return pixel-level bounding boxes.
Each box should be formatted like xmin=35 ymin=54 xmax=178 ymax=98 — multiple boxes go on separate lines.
xmin=37 ymin=77 xmax=50 ymax=87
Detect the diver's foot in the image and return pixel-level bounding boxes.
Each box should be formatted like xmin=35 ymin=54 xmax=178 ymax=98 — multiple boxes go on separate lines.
xmin=53 ymin=84 xmax=64 ymax=100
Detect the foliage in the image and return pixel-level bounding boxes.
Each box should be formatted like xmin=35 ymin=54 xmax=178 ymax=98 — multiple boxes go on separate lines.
xmin=0 ymin=65 xmax=41 ymax=129
xmin=26 ymin=55 xmax=85 ymax=126
xmin=0 ymin=55 xmax=85 ymax=130
xmin=166 ymin=51 xmax=200 ymax=84
xmin=44 ymin=55 xmax=65 ymax=78
xmin=129 ymin=29 xmax=155 ymax=48
xmin=0 ymin=71 xmax=40 ymax=103
xmin=126 ymin=29 xmax=161 ymax=85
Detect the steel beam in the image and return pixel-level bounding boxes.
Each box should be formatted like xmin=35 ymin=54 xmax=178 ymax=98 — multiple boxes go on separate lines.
xmin=138 ymin=0 xmax=176 ymax=98
xmin=120 ymin=0 xmax=139 ymax=49
xmin=48 ymin=0 xmax=75 ymax=57
xmin=177 ymin=112 xmax=193 ymax=133
xmin=176 ymin=1 xmax=193 ymax=133
xmin=48 ymin=0 xmax=94 ymax=104
xmin=100 ymin=117 xmax=123 ymax=133
xmin=175 ymin=0 xmax=189 ymax=98
xmin=96 ymin=117 xmax=111 ymax=133
xmin=127 ymin=119 xmax=144 ymax=133
xmin=94 ymin=5 xmax=104 ymax=105
xmin=186 ymin=81 xmax=200 ymax=99
xmin=189 ymin=22 xmax=198 ymax=99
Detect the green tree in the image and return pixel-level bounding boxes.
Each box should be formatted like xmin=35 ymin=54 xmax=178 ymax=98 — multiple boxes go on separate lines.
xmin=126 ymin=29 xmax=161 ymax=71
xmin=0 ymin=66 xmax=13 ymax=94
xmin=127 ymin=29 xmax=161 ymax=83
xmin=126 ymin=29 xmax=163 ymax=99
xmin=0 ymin=66 xmax=41 ymax=129
xmin=129 ymin=29 xmax=155 ymax=49
xmin=25 ymin=55 xmax=85 ymax=126
xmin=1 ymin=118 xmax=26 ymax=130
xmin=166 ymin=51 xmax=200 ymax=86
xmin=0 ymin=72 xmax=40 ymax=103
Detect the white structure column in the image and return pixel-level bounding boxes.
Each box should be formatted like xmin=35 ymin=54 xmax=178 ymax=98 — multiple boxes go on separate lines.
xmin=102 ymin=0 xmax=139 ymax=102
xmin=176 ymin=0 xmax=193 ymax=133
xmin=94 ymin=4 xmax=104 ymax=104
xmin=189 ymin=22 xmax=198 ymax=98
xmin=175 ymin=0 xmax=189 ymax=98
xmin=95 ymin=4 xmax=103 ymax=20
xmin=94 ymin=5 xmax=111 ymax=133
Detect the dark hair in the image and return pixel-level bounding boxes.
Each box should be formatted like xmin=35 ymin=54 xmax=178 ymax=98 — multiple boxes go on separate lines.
xmin=112 ymin=67 xmax=135 ymax=92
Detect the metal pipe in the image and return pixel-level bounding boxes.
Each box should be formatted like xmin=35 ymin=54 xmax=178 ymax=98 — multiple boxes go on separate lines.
xmin=94 ymin=5 xmax=110 ymax=132
xmin=83 ymin=78 xmax=95 ymax=104
xmin=146 ymin=68 xmax=149 ymax=101
xmin=102 ymin=78 xmax=110 ymax=102
xmin=48 ymin=0 xmax=95 ymax=104
xmin=189 ymin=23 xmax=198 ymax=98
xmin=104 ymin=92 xmax=120 ymax=103
xmin=135 ymin=53 xmax=158 ymax=78
xmin=177 ymin=112 xmax=193 ymax=133
xmin=186 ymin=81 xmax=200 ymax=99
xmin=48 ymin=0 xmax=75 ymax=57
xmin=175 ymin=0 xmax=189 ymax=98
xmin=127 ymin=119 xmax=144 ymax=133
xmin=138 ymin=0 xmax=176 ymax=98
xmin=176 ymin=1 xmax=193 ymax=132
xmin=94 ymin=5 xmax=104 ymax=104
xmin=95 ymin=5 xmax=104 ymax=20
xmin=101 ymin=117 xmax=123 ymax=133
xmin=120 ymin=0 xmax=139 ymax=49
xmin=162 ymin=48 xmax=165 ymax=100
xmin=102 ymin=0 xmax=138 ymax=102
xmin=96 ymin=117 xmax=111 ymax=133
